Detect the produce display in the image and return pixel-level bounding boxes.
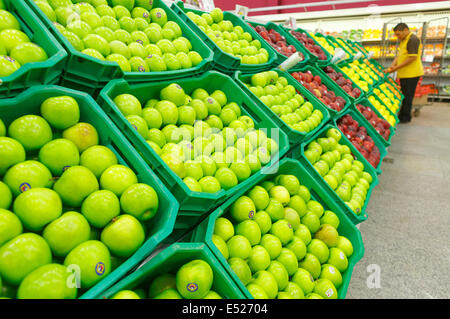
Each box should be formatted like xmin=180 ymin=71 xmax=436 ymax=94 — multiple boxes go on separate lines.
xmin=289 ymin=30 xmax=328 ymax=61
xmin=0 ymin=7 xmax=48 ymax=77
xmin=322 ymin=66 xmax=362 ymax=99
xmin=111 ymin=81 xmax=279 ymax=193
xmin=184 ymin=8 xmax=269 ymax=65
xmin=241 ymin=70 xmax=325 ymax=133
xmin=0 ymin=95 xmax=160 ymax=299
xmin=0 ymin=1 xmax=404 ymax=300
xmin=355 ymin=103 xmax=392 ymax=141
xmin=338 ymin=61 xmax=373 ymax=92
xmin=337 ymin=114 xmax=381 ymax=169
xmin=212 ymin=174 xmax=354 ymax=299
xmin=110 ymin=259 xmax=222 ymax=299
xmin=251 ymin=24 xmax=301 ymax=59
xmin=291 ymin=70 xmax=347 ymax=113
xmin=303 ymin=128 xmax=374 ymax=216
xmin=32 ymin=0 xmax=205 ymax=72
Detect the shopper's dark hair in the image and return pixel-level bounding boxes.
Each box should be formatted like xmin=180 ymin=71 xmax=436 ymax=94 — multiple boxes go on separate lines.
xmin=394 ymin=23 xmax=409 ymax=31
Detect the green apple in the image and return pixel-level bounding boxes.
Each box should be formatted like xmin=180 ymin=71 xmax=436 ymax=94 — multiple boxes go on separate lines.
xmin=230 ymin=195 xmax=256 ymax=222
xmin=213 ymin=217 xmax=234 ymax=242
xmin=267 ymin=260 xmax=289 ymax=291
xmin=155 ymin=100 xmax=178 ymax=125
xmin=0 ymin=208 xmax=23 ymax=247
xmin=320 ymin=264 xmax=342 ymax=288
xmin=153 ymin=288 xmax=182 ymax=299
xmin=101 ymin=214 xmax=145 ymax=258
xmin=198 ymin=176 xmax=221 ymax=193
xmin=287 ymin=195 xmax=308 ymax=218
xmin=43 ymin=211 xmax=90 ymax=257
xmin=53 ymin=165 xmax=99 ymax=207
xmin=106 ymin=53 xmax=131 ymax=71
xmin=80 ymin=145 xmax=118 ymax=179
xmin=0 ymin=182 xmax=12 ymax=210
xmin=247 ymin=245 xmax=271 ymax=273
xmin=336 ymin=236 xmax=353 ymax=257
xmin=313 ymin=278 xmax=338 ymax=299
xmin=235 ymin=219 xmax=261 ymax=246
xmin=263 ymin=198 xmax=284 ymax=223
xmin=100 ymin=164 xmax=138 ymax=197
xmin=13 ymin=187 xmax=62 ymax=232
xmin=66 ymin=20 xmax=92 ymax=40
xmin=150 ymin=8 xmax=167 ymax=26
xmin=210 ymin=8 xmax=224 ymax=23
xmin=3 ymin=160 xmax=52 ymax=196
xmin=111 ymin=290 xmax=141 ymax=299
xmin=320 ymin=210 xmax=340 ymax=229
xmin=229 ymin=161 xmax=251 ymax=183
xmin=314 ymin=224 xmax=339 ymax=248
xmin=120 ymin=183 xmax=158 ymax=221
xmin=0 ymin=118 xmax=5 ymax=136
xmin=276 ymin=248 xmax=298 ymax=277
xmin=294 ymin=224 xmax=311 ymax=246
xmin=81 ymin=190 xmax=120 ymax=228
xmin=38 ymin=139 xmax=80 ymax=176
xmin=227 ymin=235 xmax=252 ymax=259
xmin=0 ymin=29 xmax=30 ymax=52
xmin=286 ymin=236 xmax=307 ymax=261
xmin=0 ymin=137 xmax=26 ymax=175
xmin=214 ymin=167 xmax=238 ymax=190
xmin=160 ymin=152 xmax=186 ymax=178
xmin=113 ymin=93 xmax=142 ymax=116
xmin=228 ymin=258 xmax=252 ymax=286
xmin=8 ymin=115 xmax=52 ymax=151
xmin=247 ymin=185 xmax=269 ymax=211
xmin=292 ymin=268 xmax=315 ymax=295
xmin=0 ymin=9 xmax=20 ymax=31
xmin=299 ymin=253 xmax=321 ymax=279
xmin=270 ymin=219 xmax=294 ymax=245
xmin=301 ymin=211 xmax=320 ymax=233
xmin=327 ymin=247 xmax=348 ymax=272
xmin=62 ymin=122 xmax=99 ymax=152
xmin=246 ymin=283 xmax=268 ymax=299
xmin=40 ymin=95 xmax=80 ymax=130
xmin=148 ymin=273 xmax=176 ymax=298
xmin=183 ymin=176 xmax=201 ymax=192
xmin=17 ymin=264 xmax=77 ymax=299
xmin=252 ymin=270 xmax=278 ymax=299
xmin=307 ymin=239 xmax=330 ymax=264
xmin=10 ymin=42 xmax=47 ymax=65
xmin=188 ymin=51 xmax=203 ymax=66
xmin=212 ymin=234 xmax=229 ymax=259
xmin=284 ymin=281 xmax=305 ymax=299
xmin=253 ymin=211 xmax=271 ymax=235
xmin=64 ymin=240 xmax=111 ymax=289
xmin=176 ymin=259 xmax=213 ymax=299
xmin=0 ymin=233 xmax=52 ymax=286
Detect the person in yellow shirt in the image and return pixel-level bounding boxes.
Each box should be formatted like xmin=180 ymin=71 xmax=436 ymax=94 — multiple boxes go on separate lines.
xmin=385 ymin=23 xmax=424 ymax=123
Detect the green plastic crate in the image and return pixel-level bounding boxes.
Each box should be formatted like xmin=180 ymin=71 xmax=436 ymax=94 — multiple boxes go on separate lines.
xmin=171 ymin=1 xmax=278 ymax=75
xmin=290 ymin=123 xmax=379 ymax=225
xmin=58 ymin=72 xmax=104 ymax=98
xmin=334 ymin=108 xmax=388 ymax=175
xmin=0 ymin=85 xmax=179 ymax=299
xmin=234 ymin=68 xmax=331 ymax=146
xmin=282 ymin=26 xmax=332 ymax=66
xmin=97 ymin=71 xmax=290 ymax=215
xmin=324 ymin=35 xmax=354 ymax=61
xmin=90 ymin=242 xmax=246 ymax=299
xmin=24 ymin=0 xmax=214 ymax=84
xmin=0 ymin=0 xmax=67 ymax=98
xmin=320 ymin=63 xmax=367 ymax=102
xmin=353 ymin=99 xmax=396 ymax=148
xmin=191 ymin=157 xmax=365 ymax=299
xmin=290 ymin=64 xmax=352 ymax=120
xmin=246 ymin=20 xmax=310 ymax=68
xmin=348 ymin=40 xmax=370 ymax=57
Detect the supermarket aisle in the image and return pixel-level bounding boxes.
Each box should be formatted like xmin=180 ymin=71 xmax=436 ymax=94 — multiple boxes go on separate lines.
xmin=346 ymin=102 xmax=450 ymax=299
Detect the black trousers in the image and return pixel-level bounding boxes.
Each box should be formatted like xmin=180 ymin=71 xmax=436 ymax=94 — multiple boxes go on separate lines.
xmin=399 ymin=77 xmax=420 ymax=122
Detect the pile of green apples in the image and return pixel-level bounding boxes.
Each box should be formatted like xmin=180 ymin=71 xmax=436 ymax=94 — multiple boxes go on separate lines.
xmin=212 ymin=173 xmax=354 ymax=299
xmin=304 ymin=127 xmax=373 ymax=215
xmin=0 ymin=95 xmax=160 ymax=299
xmin=0 ymin=5 xmax=48 ymax=77
xmin=110 ymin=259 xmax=223 ymax=299
xmin=33 ymin=0 xmax=204 ymax=72
xmin=185 ymin=7 xmax=269 ymax=65
xmin=112 ymin=82 xmax=279 ymax=194
xmin=243 ymin=70 xmax=324 ymax=133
